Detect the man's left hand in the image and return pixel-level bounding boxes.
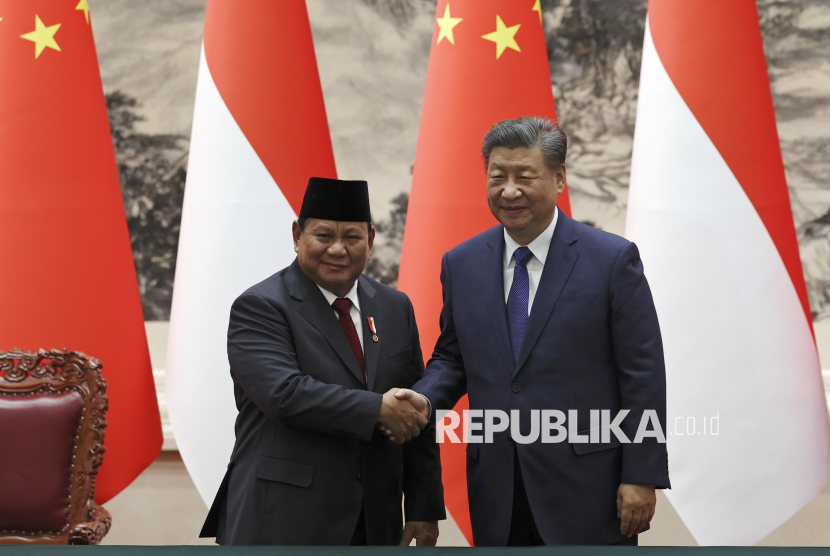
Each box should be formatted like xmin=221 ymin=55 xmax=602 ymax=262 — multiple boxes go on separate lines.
xmin=617 ymin=483 xmax=655 ymax=537
xmin=399 ymin=520 xmax=439 ymax=546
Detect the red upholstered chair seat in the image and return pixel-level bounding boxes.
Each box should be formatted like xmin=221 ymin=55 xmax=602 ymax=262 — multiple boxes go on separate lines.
xmin=0 ymin=389 xmax=85 ymax=535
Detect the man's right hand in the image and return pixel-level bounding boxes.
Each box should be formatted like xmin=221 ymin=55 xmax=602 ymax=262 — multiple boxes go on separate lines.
xmin=377 ymin=388 xmax=427 ymax=444
xmin=393 ymin=388 xmax=430 ymax=418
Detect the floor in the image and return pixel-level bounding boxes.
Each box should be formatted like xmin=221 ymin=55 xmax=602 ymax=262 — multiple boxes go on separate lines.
xmin=100 ymin=452 xmax=830 ymax=546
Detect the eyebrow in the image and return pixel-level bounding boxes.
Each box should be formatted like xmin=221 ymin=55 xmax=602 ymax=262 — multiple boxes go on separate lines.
xmin=489 ymin=164 xmax=537 ymax=173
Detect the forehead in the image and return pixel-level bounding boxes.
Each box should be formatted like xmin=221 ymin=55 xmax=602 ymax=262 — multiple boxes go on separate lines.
xmin=306 ymin=219 xmax=368 ymax=233
xmin=488 ymin=146 xmax=546 ymax=170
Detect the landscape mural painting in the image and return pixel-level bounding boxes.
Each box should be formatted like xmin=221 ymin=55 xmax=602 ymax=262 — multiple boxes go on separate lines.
xmin=92 ymin=0 xmax=830 ymax=332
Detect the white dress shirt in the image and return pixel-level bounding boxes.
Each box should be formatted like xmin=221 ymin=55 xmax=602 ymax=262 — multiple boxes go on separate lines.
xmin=317 ymin=281 xmax=364 ymax=350
xmin=503 ymin=206 xmax=559 ymax=314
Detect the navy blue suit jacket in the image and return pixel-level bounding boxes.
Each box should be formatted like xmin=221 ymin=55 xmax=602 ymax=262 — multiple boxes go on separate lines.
xmin=414 ymin=210 xmax=670 ymax=546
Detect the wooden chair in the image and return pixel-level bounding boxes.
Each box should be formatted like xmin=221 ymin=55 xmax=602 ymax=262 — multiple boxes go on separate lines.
xmin=0 ymin=349 xmax=112 ymax=545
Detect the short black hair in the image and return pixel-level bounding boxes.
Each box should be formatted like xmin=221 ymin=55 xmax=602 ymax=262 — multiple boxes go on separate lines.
xmin=297 ymin=218 xmax=372 ymax=233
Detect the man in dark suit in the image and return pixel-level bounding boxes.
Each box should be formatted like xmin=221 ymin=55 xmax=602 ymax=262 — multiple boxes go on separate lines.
xmin=392 ymin=117 xmax=670 ymax=546
xmin=201 ymin=177 xmax=445 ymax=545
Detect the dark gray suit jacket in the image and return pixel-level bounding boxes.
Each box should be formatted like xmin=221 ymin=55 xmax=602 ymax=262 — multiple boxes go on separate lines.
xmin=200 ymin=259 xmax=445 ymax=545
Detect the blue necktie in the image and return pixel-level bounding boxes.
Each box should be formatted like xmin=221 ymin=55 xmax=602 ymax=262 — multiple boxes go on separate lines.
xmin=507 ymin=246 xmax=533 ymax=364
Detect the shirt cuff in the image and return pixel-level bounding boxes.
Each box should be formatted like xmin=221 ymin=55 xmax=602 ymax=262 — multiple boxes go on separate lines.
xmin=419 ymin=393 xmax=433 ymax=422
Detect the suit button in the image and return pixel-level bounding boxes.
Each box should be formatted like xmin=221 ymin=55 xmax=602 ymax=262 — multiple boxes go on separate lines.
xmin=511 ymin=383 xmax=521 ymax=393
xmin=508 ymin=436 xmax=516 ymax=445
xmin=357 ymin=473 xmax=363 ymax=481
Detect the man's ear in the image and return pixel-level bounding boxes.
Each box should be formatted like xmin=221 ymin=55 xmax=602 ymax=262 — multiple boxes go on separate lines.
xmin=556 ymin=164 xmax=567 ymax=194
xmin=292 ymin=220 xmax=302 ymax=252
xmin=367 ymin=224 xmax=375 ymax=259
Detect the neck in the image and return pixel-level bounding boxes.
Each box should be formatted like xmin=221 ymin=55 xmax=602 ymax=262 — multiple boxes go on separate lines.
xmin=505 ymin=213 xmax=554 ymax=246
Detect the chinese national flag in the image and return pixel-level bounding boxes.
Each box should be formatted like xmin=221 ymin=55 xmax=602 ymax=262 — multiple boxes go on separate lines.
xmin=0 ymin=0 xmax=162 ymax=503
xmin=397 ymin=0 xmax=569 ymax=544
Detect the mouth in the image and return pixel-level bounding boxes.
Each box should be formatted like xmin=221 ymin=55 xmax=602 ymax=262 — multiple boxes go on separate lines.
xmin=322 ymin=261 xmax=348 ymax=271
xmin=501 ymin=206 xmax=527 ymax=216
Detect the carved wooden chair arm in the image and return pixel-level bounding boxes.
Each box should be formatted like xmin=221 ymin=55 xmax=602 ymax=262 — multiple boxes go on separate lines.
xmin=68 ymin=506 xmax=111 ymax=545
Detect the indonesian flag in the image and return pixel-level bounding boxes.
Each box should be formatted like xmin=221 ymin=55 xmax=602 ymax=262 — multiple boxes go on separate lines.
xmin=0 ymin=0 xmax=162 ymax=502
xmin=166 ymin=0 xmax=337 ymax=504
xmin=397 ymin=0 xmax=570 ymax=544
xmin=626 ymin=0 xmax=830 ymax=545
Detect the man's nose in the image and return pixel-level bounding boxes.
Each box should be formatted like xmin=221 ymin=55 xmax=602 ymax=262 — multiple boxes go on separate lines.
xmin=328 ymin=241 xmax=348 ymax=256
xmin=502 ymin=180 xmax=522 ymax=199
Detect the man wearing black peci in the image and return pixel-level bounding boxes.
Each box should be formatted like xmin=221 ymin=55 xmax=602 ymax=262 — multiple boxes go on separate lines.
xmin=200 ymin=177 xmax=445 ymax=545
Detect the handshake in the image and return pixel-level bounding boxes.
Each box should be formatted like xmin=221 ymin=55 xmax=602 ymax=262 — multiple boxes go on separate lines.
xmin=376 ymin=388 xmax=430 ymax=444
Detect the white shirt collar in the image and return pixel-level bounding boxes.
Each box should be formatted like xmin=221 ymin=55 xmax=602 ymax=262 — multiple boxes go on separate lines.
xmin=503 ymin=206 xmax=559 ymax=267
xmin=317 ymin=279 xmax=362 ymax=313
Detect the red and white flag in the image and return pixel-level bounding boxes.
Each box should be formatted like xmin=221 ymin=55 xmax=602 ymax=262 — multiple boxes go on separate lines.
xmin=398 ymin=0 xmax=569 ymax=544
xmin=0 ymin=0 xmax=162 ymax=503
xmin=626 ymin=0 xmax=830 ymax=545
xmin=166 ymin=0 xmax=337 ymax=504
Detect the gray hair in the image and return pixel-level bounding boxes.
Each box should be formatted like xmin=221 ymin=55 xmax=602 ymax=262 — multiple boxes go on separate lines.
xmin=481 ymin=116 xmax=568 ymax=171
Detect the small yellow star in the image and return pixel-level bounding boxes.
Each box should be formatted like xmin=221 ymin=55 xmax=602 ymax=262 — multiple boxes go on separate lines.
xmin=436 ymin=3 xmax=462 ymax=45
xmin=532 ymin=0 xmax=543 ymax=24
xmin=76 ymin=0 xmax=90 ymax=25
xmin=21 ymin=15 xmax=61 ymax=59
xmin=482 ymin=15 xmax=521 ymax=59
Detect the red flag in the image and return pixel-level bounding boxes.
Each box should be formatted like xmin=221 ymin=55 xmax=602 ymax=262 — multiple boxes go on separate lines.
xmin=397 ymin=0 xmax=568 ymax=544
xmin=0 ymin=0 xmax=162 ymax=503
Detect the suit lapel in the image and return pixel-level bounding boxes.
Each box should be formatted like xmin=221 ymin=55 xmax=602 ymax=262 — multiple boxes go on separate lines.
xmin=484 ymin=229 xmax=515 ymax=376
xmin=358 ymin=277 xmax=383 ymax=392
xmin=514 ymin=213 xmax=579 ymax=375
xmin=287 ymin=260 xmax=367 ymax=386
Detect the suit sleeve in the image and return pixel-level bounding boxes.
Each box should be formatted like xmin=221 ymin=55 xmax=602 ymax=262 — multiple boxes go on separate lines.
xmin=413 ymin=252 xmax=468 ymax=411
xmin=610 ymin=242 xmax=671 ymax=489
xmin=402 ymin=298 xmax=447 ymax=522
xmin=227 ymin=292 xmax=382 ymax=442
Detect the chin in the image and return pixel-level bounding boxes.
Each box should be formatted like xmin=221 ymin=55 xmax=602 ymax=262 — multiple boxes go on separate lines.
xmin=320 ymin=270 xmax=346 ymax=282
xmin=501 ymin=215 xmax=531 ymax=230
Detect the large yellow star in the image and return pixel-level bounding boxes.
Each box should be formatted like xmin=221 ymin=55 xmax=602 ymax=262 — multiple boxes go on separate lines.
xmin=436 ymin=3 xmax=462 ymax=45
xmin=482 ymin=15 xmax=521 ymax=59
xmin=76 ymin=0 xmax=90 ymax=25
xmin=532 ymin=0 xmax=543 ymax=24
xmin=21 ymin=15 xmax=61 ymax=59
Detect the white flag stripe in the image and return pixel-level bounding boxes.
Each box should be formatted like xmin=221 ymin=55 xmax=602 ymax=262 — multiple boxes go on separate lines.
xmin=166 ymin=44 xmax=299 ymax=505
xmin=626 ymin=21 xmax=830 ymax=545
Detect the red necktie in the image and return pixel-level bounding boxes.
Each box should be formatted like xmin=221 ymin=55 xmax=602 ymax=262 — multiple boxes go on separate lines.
xmin=332 ymin=297 xmax=365 ymax=380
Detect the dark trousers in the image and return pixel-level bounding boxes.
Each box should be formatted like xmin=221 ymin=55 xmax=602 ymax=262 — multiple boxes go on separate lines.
xmin=350 ymin=507 xmax=367 ymax=546
xmin=506 ymin=448 xmax=638 ymax=546
xmin=507 ymin=448 xmax=545 ymax=546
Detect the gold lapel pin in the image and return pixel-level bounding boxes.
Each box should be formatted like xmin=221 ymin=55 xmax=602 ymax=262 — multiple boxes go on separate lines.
xmin=368 ymin=317 xmax=378 ymax=342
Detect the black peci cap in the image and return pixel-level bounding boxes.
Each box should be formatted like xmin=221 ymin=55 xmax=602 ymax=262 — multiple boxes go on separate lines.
xmin=298 ymin=177 xmax=372 ymax=223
